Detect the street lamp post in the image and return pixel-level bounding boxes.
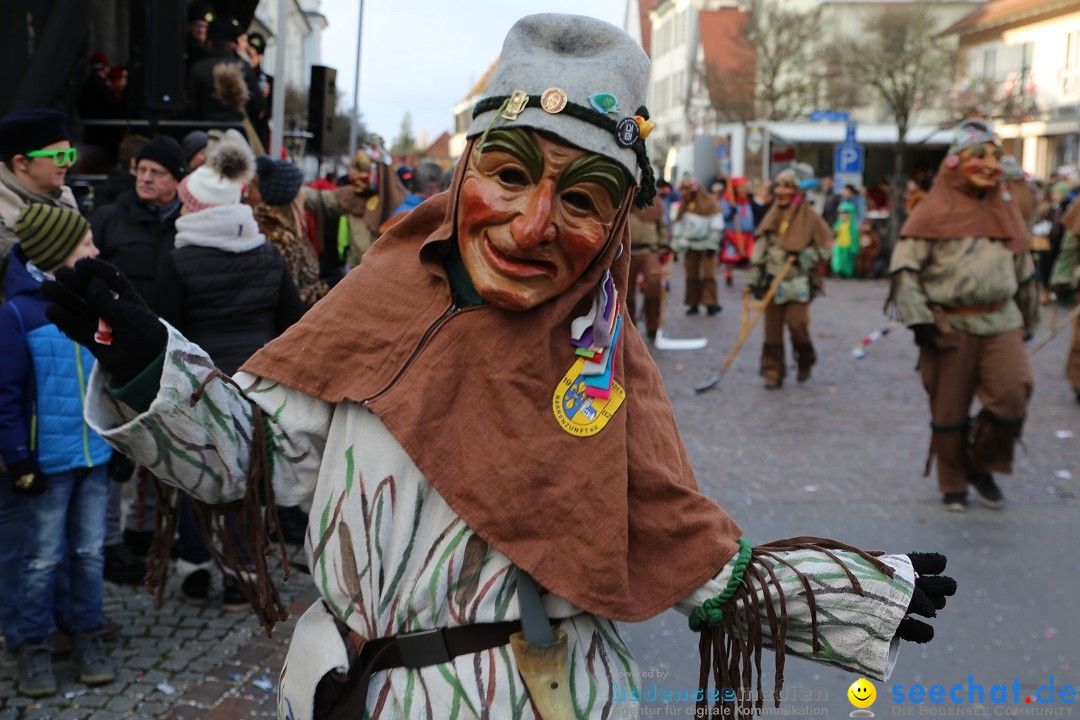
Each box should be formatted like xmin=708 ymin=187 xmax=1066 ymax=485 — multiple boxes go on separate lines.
xmin=270 ymin=0 xmax=288 ymax=158
xmin=348 ymin=0 xmax=365 ymax=158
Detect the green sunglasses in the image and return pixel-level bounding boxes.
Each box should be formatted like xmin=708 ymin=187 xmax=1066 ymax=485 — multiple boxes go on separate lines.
xmin=26 ymin=147 xmax=78 ymax=167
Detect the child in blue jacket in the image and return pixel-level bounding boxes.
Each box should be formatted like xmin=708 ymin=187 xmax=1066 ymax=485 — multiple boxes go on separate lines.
xmin=0 ymin=202 xmax=115 ymax=697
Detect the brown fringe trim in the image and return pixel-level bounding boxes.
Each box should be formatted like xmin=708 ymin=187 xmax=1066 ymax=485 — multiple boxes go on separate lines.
xmin=883 ymin=274 xmax=902 ymax=321
xmin=144 ymin=368 xmax=291 ymax=636
xmin=696 ymin=537 xmax=894 ymax=716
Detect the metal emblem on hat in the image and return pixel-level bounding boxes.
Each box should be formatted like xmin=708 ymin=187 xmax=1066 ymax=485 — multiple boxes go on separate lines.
xmin=588 ymin=93 xmax=618 ymax=114
xmin=615 ymin=117 xmax=640 ymax=148
xmin=540 ymin=87 xmax=568 ymax=114
xmin=502 ymin=90 xmax=530 ymax=121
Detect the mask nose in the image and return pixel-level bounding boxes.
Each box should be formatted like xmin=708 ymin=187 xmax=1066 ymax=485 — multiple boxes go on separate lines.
xmin=510 ymin=184 xmax=557 ymax=249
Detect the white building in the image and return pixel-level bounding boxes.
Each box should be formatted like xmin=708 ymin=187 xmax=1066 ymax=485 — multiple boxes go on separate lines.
xmin=251 ymin=0 xmax=327 ymax=93
xmin=646 ymin=0 xmax=981 ymax=184
xmin=945 ymin=0 xmax=1080 ymax=177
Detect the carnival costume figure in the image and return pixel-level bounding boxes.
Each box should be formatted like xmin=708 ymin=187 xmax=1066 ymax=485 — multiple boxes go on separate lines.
xmin=746 ymin=166 xmax=832 ymax=389
xmin=44 ymin=15 xmax=954 ymax=720
xmin=672 ymin=180 xmax=723 ymax=316
xmin=888 ymin=120 xmax=1039 ymax=511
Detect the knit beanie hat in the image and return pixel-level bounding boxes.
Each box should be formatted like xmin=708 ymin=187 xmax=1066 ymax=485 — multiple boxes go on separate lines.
xmin=254 ymin=155 xmax=303 ymax=206
xmin=466 ymin=14 xmax=656 ymax=208
xmin=136 ymin=136 xmax=188 ymax=180
xmin=178 ymin=133 xmax=255 ymax=212
xmin=0 ymin=109 xmax=70 ymax=162
xmin=181 ymin=130 xmax=209 ymax=162
xmin=15 ymin=202 xmax=90 ymax=271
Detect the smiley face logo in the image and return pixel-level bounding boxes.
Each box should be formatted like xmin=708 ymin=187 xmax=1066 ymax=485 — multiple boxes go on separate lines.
xmin=848 ymin=678 xmax=876 ymax=709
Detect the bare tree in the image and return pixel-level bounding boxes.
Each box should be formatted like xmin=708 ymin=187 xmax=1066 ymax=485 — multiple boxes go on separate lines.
xmin=697 ymin=9 xmax=756 ymax=125
xmin=835 ymin=6 xmax=956 ymax=242
xmin=746 ymin=0 xmax=825 ymax=121
xmin=391 ymin=112 xmax=417 ymax=157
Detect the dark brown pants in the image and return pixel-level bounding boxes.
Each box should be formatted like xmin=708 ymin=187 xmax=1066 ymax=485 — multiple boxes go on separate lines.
xmin=628 ymin=250 xmax=664 ymax=339
xmin=760 ymin=301 xmax=813 ymax=382
xmin=919 ymin=327 xmax=1033 ymax=493
xmin=684 ymin=249 xmax=717 ymax=308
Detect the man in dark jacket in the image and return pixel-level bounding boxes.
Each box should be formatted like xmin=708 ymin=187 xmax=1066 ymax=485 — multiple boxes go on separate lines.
xmin=95 ymin=135 xmax=149 ymax=209
xmin=187 ymin=17 xmax=263 ymax=124
xmin=88 ymin=135 xmax=187 ymax=585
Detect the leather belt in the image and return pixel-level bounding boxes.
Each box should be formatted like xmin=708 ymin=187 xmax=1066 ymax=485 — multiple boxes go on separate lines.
xmin=315 ymin=605 xmax=522 ymax=720
xmin=943 ymin=299 xmax=1007 ymax=316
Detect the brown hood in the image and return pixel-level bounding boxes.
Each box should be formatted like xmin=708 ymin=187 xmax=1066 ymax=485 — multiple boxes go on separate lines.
xmin=1062 ymin=195 xmax=1080 ymax=236
xmin=757 ymin=193 xmax=832 ymax=252
xmin=242 ymin=138 xmax=742 ymax=621
xmin=900 ymin=157 xmax=1029 ymax=253
xmin=675 ymin=187 xmax=722 ymax=219
xmin=631 ymin=197 xmax=665 ymax=223
xmin=1005 ymin=179 xmax=1037 ymax=225
xmin=332 ymin=161 xmax=408 ymax=235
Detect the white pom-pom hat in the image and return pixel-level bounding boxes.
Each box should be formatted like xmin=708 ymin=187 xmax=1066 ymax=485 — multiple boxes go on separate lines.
xmin=178 ymin=131 xmax=255 ymax=212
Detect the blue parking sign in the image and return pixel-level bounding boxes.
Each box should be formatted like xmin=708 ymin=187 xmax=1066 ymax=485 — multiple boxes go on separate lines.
xmin=835 ymin=143 xmax=864 ymax=174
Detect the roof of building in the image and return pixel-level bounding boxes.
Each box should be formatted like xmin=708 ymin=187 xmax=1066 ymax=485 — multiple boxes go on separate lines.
xmin=943 ymin=0 xmax=1079 ymax=35
xmin=699 ymin=8 xmax=754 ymax=110
xmin=458 ymin=57 xmax=499 ymax=104
xmin=423 ymin=131 xmax=452 ymax=159
xmin=638 ymin=0 xmax=663 ymax=54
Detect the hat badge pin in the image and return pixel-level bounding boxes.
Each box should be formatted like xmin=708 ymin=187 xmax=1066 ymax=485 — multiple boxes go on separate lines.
xmin=540 ymin=87 xmax=568 ymax=114
xmin=615 ymin=117 xmax=640 ymax=148
xmin=588 ymin=93 xmax=618 ymax=114
xmin=502 ymin=90 xmax=530 ymax=121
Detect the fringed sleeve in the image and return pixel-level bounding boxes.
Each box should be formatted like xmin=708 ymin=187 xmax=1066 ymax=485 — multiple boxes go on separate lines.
xmin=676 ymin=537 xmax=915 ymax=717
xmin=1014 ymin=251 xmax=1041 ymax=338
xmin=85 ymin=324 xmax=334 ymax=634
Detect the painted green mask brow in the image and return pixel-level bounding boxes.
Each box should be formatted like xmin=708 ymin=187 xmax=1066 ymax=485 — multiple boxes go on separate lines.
xmin=477 ymin=127 xmax=544 ymax=183
xmin=558 ymin=154 xmax=629 ymax=208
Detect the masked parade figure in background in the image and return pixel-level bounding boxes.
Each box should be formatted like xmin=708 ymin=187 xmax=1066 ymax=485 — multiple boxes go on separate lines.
xmin=888 ymin=120 xmax=1039 ymax=512
xmin=746 ymin=165 xmax=832 ymax=390
xmin=43 ymin=14 xmax=954 ymax=720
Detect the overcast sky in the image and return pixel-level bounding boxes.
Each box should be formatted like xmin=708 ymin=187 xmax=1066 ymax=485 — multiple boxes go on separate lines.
xmin=318 ymin=1 xmax=627 ymax=147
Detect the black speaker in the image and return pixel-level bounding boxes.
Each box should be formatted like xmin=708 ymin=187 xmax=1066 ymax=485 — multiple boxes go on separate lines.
xmin=132 ymin=0 xmax=187 ymax=113
xmin=308 ymin=65 xmax=337 ymax=155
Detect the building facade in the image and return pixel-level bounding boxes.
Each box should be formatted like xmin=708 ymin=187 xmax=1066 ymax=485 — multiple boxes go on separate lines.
xmin=946 ymin=0 xmax=1080 ymax=177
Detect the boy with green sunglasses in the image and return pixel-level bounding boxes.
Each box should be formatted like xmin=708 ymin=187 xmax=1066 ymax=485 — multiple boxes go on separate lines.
xmin=25 ymin=147 xmax=78 ymax=168
xmin=0 ymin=107 xmax=79 ymax=272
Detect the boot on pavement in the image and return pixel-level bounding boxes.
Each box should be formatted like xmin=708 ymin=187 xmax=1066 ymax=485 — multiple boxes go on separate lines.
xmin=71 ymin=628 xmax=116 ymax=685
xmin=17 ymin=639 xmax=57 ymax=697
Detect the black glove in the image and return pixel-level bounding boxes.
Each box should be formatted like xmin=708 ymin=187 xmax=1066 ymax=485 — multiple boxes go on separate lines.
xmin=896 ymin=552 xmax=957 ymax=643
xmin=43 ymin=258 xmax=167 ymax=385
xmin=9 ymin=459 xmax=47 ymax=497
xmin=911 ymin=323 xmax=939 ymax=349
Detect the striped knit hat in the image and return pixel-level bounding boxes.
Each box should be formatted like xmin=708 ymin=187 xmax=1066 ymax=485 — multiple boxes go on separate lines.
xmin=15 ymin=202 xmax=90 ymax=271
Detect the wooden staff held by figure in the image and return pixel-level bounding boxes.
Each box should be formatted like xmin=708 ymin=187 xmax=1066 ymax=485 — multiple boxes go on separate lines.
xmin=695 ymin=255 xmax=796 ymax=393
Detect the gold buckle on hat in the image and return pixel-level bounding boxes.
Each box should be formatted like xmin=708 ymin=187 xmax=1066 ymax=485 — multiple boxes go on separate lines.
xmin=502 ymin=91 xmax=529 ymax=121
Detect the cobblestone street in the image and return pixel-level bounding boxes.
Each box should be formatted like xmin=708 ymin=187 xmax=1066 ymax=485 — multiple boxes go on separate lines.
xmin=1 ymin=269 xmax=1077 ymax=719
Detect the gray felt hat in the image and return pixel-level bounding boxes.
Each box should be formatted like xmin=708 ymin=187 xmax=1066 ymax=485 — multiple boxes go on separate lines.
xmin=949 ymin=118 xmax=999 ymax=156
xmin=467 ymin=14 xmax=652 ymax=194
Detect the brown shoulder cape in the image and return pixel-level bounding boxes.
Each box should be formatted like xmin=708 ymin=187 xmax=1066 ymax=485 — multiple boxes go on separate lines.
xmin=1062 ymin=195 xmax=1080 ymax=236
xmin=675 ymin=187 xmax=721 ymax=220
xmin=331 ymin=161 xmax=408 ymax=235
xmin=756 ymin=193 xmax=832 ymax=252
xmin=900 ymin=157 xmax=1029 ymax=253
xmin=243 ymin=143 xmax=742 ymax=622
